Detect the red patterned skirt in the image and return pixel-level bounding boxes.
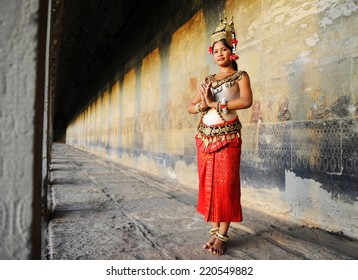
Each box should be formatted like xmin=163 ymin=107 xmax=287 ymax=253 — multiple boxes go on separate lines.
xmin=195 ymin=117 xmax=243 ymax=222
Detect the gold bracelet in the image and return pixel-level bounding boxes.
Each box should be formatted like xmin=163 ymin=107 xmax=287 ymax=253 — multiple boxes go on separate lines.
xmin=216 ymin=101 xmax=221 ymax=113
xmin=195 ymin=102 xmax=203 ymax=113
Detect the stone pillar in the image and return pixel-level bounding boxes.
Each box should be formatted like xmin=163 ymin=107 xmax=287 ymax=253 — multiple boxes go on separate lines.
xmin=0 ymin=0 xmax=48 ymax=259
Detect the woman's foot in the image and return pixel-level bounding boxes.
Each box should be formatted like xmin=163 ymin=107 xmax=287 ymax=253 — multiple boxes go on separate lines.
xmin=209 ymin=233 xmax=230 ymax=256
xmin=210 ymin=238 xmax=227 ymax=255
xmin=203 ymin=234 xmax=216 ymax=249
xmin=203 ymin=227 xmax=219 ymax=249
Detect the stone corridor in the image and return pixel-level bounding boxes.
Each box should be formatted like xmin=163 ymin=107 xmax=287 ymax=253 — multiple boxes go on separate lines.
xmin=42 ymin=143 xmax=358 ymax=260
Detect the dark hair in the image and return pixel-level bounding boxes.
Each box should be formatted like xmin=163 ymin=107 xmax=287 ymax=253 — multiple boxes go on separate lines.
xmin=212 ymin=39 xmax=238 ymax=71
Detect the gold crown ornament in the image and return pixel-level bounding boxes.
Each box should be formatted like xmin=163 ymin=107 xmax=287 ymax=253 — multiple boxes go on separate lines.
xmin=208 ymin=15 xmax=239 ymax=60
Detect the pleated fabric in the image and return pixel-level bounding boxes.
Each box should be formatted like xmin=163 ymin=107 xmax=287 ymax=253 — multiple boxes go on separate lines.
xmin=196 ymin=135 xmax=242 ymax=222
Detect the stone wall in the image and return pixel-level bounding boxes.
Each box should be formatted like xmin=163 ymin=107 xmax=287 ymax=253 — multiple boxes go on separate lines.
xmin=0 ymin=0 xmax=46 ymax=259
xmin=66 ymin=0 xmax=358 ymax=239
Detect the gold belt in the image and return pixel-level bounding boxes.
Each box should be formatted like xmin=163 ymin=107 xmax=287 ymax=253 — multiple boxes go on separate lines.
xmin=197 ymin=120 xmax=242 ymax=137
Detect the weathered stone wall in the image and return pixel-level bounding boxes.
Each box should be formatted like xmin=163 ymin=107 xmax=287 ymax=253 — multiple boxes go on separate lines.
xmin=0 ymin=0 xmax=44 ymax=259
xmin=66 ymin=0 xmax=358 ymax=238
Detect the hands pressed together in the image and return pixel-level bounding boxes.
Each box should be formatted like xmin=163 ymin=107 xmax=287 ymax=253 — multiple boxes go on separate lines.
xmin=198 ymin=82 xmax=215 ymax=110
xmin=189 ymin=73 xmax=252 ymax=115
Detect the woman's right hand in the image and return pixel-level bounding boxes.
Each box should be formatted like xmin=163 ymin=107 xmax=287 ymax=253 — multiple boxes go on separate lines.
xmin=202 ymin=82 xmax=215 ymax=109
xmin=199 ymin=82 xmax=208 ymax=110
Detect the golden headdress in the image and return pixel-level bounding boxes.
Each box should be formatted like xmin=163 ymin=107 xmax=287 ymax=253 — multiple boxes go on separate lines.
xmin=208 ymin=15 xmax=239 ymax=60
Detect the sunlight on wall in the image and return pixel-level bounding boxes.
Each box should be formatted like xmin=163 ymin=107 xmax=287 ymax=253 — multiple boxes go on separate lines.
xmin=66 ymin=1 xmax=358 ymax=238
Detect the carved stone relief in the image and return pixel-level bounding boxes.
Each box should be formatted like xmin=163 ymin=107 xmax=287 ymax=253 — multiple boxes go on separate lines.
xmin=250 ymin=101 xmax=263 ymax=123
xmin=0 ymin=198 xmax=31 ymax=259
xmin=309 ymin=90 xmax=332 ymax=120
xmin=277 ymin=98 xmax=291 ymax=121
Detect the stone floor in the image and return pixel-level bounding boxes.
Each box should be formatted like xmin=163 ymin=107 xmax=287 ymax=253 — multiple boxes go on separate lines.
xmin=42 ymin=143 xmax=358 ymax=260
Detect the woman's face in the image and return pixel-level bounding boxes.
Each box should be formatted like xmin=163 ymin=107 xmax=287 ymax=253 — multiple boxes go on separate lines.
xmin=213 ymin=40 xmax=232 ymax=67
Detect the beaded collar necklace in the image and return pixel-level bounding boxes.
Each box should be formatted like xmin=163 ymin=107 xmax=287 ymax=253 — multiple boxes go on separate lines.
xmin=206 ymin=71 xmax=244 ymax=89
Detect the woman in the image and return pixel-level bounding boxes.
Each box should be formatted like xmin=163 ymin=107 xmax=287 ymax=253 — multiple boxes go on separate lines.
xmin=187 ymin=16 xmax=253 ymax=256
